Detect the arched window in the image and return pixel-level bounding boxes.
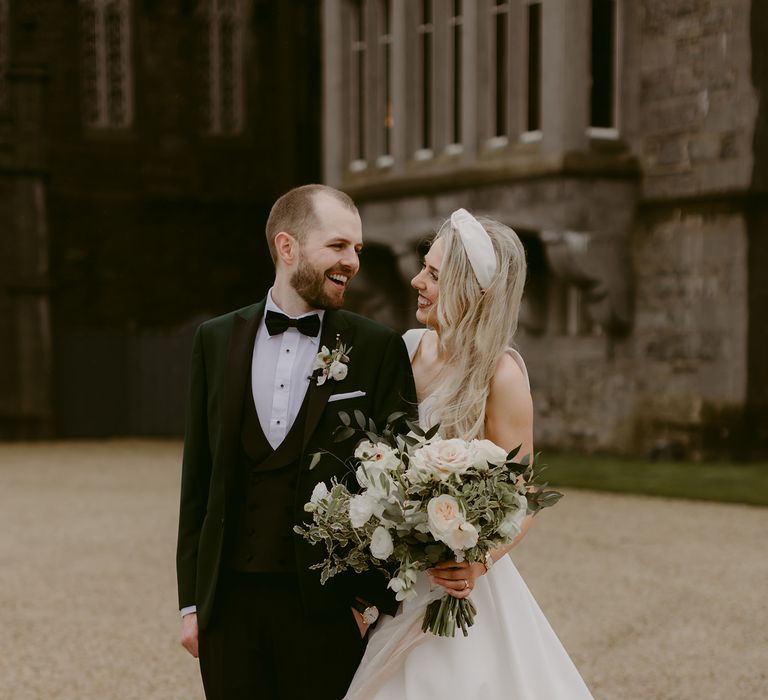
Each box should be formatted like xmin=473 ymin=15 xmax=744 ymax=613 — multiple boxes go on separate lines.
xmin=203 ymin=0 xmax=245 ymax=135
xmin=79 ymin=0 xmax=134 ymax=129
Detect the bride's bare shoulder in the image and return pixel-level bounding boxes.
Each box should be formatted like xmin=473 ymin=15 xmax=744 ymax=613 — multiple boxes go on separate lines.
xmin=488 ymin=353 xmax=532 ymax=414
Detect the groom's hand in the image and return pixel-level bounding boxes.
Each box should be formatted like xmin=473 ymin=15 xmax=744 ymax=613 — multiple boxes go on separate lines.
xmin=180 ymin=612 xmax=199 ymax=658
xmin=351 ymin=607 xmax=369 ymax=638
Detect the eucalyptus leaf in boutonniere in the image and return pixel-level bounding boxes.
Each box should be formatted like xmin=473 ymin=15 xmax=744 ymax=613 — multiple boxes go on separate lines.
xmin=312 ymin=334 xmax=351 ymax=386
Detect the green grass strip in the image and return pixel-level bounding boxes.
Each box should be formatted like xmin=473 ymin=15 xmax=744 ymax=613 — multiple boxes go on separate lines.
xmin=541 ymin=453 xmax=768 ymax=507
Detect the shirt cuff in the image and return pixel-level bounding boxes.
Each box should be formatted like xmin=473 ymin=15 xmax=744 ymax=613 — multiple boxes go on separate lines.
xmin=180 ymin=605 xmax=197 ymax=618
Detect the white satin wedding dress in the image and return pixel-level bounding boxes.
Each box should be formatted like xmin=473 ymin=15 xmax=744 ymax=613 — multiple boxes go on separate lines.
xmin=344 ymin=329 xmax=594 ymax=700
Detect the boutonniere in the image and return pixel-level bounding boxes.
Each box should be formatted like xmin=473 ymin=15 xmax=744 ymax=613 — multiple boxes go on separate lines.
xmin=312 ymin=334 xmax=351 ymax=386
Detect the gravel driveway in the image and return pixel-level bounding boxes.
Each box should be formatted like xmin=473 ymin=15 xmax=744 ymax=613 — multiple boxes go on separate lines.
xmin=0 ymin=440 xmax=765 ymax=699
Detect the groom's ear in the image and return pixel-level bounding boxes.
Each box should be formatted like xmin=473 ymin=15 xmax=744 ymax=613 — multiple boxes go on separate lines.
xmin=274 ymin=231 xmax=298 ymax=267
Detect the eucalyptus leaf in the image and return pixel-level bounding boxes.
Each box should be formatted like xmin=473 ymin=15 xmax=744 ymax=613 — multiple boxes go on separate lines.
xmin=386 ymin=411 xmax=407 ymax=426
xmin=405 ymin=420 xmax=425 ymax=437
xmin=354 ymin=410 xmax=367 ymax=429
xmin=338 ymin=411 xmax=351 ymax=427
xmin=333 ymin=426 xmax=356 ymax=443
xmin=308 ymin=452 xmax=322 ymax=470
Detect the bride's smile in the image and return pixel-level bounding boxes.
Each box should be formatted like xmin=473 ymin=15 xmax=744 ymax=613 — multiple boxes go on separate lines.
xmin=411 ymin=238 xmax=443 ymax=328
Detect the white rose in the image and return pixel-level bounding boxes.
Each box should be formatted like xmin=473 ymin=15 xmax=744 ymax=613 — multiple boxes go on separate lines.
xmin=498 ymin=492 xmax=528 ymax=539
xmin=370 ymin=526 xmax=394 ymax=560
xmin=443 ymin=520 xmax=479 ymax=551
xmin=410 ymin=438 xmax=474 ymax=482
xmin=349 ymin=493 xmax=379 ymax=528
xmin=310 ymin=482 xmax=328 ymax=504
xmin=426 ymin=494 xmax=465 ymax=543
xmin=329 ymin=360 xmax=348 ymax=381
xmin=471 ymin=439 xmax=508 ymax=470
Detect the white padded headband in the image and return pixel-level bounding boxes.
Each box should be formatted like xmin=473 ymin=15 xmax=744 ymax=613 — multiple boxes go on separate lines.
xmin=449 ymin=208 xmax=497 ymax=289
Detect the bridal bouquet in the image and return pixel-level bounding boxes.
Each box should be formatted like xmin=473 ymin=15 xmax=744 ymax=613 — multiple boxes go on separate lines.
xmin=295 ymin=412 xmax=562 ymax=637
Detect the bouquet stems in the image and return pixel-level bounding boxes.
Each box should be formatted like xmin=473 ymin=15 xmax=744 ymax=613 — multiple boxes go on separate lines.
xmin=422 ymin=594 xmax=477 ymax=637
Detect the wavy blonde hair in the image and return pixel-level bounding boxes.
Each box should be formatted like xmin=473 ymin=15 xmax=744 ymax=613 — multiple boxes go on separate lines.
xmin=429 ymin=215 xmax=527 ymax=439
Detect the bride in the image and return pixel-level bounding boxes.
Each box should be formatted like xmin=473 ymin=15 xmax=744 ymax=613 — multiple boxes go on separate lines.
xmin=345 ymin=209 xmax=594 ymax=699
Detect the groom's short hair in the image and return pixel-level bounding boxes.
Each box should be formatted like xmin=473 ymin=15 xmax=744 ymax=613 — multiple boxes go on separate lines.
xmin=266 ymin=184 xmax=358 ymax=263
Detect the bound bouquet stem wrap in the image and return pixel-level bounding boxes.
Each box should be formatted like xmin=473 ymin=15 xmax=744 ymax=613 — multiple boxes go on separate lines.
xmin=295 ymin=411 xmax=562 ymax=637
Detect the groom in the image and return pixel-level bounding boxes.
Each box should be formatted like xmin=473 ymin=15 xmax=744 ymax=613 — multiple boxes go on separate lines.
xmin=176 ymin=184 xmax=415 ymax=699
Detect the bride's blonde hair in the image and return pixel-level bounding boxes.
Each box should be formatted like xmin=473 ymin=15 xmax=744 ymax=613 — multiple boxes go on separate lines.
xmin=429 ymin=215 xmax=527 ymax=439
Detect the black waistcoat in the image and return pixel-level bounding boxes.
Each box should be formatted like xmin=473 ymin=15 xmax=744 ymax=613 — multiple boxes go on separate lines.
xmin=228 ymin=384 xmax=310 ymax=573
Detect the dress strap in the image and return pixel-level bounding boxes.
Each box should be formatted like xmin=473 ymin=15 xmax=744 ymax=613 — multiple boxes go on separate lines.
xmin=402 ymin=328 xmax=428 ymax=362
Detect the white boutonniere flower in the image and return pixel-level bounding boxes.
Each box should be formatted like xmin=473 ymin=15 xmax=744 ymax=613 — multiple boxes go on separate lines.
xmin=312 ymin=335 xmax=351 ymax=386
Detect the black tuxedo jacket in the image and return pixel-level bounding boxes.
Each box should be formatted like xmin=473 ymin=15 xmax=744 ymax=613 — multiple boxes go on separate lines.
xmin=176 ymin=299 xmax=416 ymax=630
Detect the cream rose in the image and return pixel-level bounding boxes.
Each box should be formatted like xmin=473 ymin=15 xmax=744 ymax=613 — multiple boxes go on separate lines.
xmin=370 ymin=526 xmax=394 ymax=560
xmin=471 ymin=439 xmax=508 ymax=470
xmin=410 ymin=438 xmax=474 ymax=481
xmin=427 ymin=494 xmax=465 ymax=542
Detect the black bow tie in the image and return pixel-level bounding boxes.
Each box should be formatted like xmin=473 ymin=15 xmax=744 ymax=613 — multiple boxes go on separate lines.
xmin=265 ymin=310 xmax=321 ymax=337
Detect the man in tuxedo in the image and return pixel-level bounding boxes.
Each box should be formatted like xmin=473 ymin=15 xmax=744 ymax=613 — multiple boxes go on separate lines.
xmin=176 ymin=184 xmax=415 ymax=699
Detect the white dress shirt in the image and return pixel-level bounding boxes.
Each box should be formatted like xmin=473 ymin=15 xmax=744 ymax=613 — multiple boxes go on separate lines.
xmin=180 ymin=290 xmax=324 ymax=617
xmin=252 ymin=289 xmax=325 ymax=449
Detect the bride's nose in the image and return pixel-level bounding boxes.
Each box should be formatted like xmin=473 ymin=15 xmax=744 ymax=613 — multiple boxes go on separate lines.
xmin=411 ymin=270 xmax=425 ymax=290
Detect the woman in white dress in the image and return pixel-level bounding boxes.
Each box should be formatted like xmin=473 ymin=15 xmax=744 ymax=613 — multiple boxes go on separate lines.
xmin=345 ymin=209 xmax=594 ymax=700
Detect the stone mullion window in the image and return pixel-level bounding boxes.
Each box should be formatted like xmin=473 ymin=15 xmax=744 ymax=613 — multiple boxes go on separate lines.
xmin=79 ymin=0 xmax=134 ymax=129
xmin=374 ymin=0 xmax=394 ymax=166
xmin=343 ymin=0 xmax=367 ymax=170
xmin=0 ymin=0 xmax=9 ymax=113
xmin=487 ymin=0 xmax=510 ymax=145
xmin=447 ymin=0 xmax=463 ymax=150
xmin=589 ymin=0 xmax=620 ymax=138
xmin=522 ymin=0 xmax=542 ymax=140
xmin=481 ymin=0 xmax=529 ymax=148
xmin=414 ymin=0 xmax=435 ymax=159
xmin=205 ymin=0 xmax=245 ymax=136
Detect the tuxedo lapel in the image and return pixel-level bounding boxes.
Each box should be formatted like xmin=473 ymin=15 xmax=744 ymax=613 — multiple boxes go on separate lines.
xmin=220 ymin=301 xmax=264 ymax=491
xmin=302 ymin=311 xmax=355 ymax=449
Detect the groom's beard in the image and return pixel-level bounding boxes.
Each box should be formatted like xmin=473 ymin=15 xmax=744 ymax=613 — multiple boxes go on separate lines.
xmin=290 ymin=255 xmax=352 ymax=310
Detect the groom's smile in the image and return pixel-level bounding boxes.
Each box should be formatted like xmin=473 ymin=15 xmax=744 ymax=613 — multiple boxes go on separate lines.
xmin=288 ymin=193 xmax=363 ymax=310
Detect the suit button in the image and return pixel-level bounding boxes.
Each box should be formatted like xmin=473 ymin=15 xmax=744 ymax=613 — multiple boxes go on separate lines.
xmin=220 ymin=517 xmax=225 ymax=525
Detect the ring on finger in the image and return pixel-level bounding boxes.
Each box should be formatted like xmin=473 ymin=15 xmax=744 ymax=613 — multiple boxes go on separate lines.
xmin=462 ymin=579 xmax=469 ymax=590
